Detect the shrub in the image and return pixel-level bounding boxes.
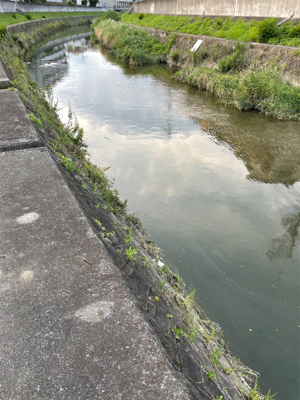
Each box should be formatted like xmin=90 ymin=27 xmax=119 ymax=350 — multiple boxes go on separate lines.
xmin=219 ymin=43 xmax=246 ymax=72
xmin=257 ymin=18 xmax=279 ymax=43
xmin=103 ymin=10 xmax=121 ymax=21
xmin=0 ymin=25 xmax=7 ymax=39
xmin=82 ymin=0 xmax=87 ymax=4
xmin=11 ymin=12 xmax=17 ymax=19
xmin=94 ymin=19 xmax=175 ymax=65
xmin=25 ymin=13 xmax=32 ymax=20
xmin=171 ymin=50 xmax=181 ymax=62
xmin=138 ymin=13 xmax=144 ymax=20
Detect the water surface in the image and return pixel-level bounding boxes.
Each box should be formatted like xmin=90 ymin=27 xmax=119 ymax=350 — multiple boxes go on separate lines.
xmin=27 ymin=31 xmax=300 ymax=400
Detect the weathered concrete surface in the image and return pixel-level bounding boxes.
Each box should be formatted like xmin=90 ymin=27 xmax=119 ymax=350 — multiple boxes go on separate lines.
xmin=0 ymin=148 xmax=190 ymax=400
xmin=0 ymin=90 xmax=41 ymax=151
xmin=134 ymin=0 xmax=300 ymax=19
xmin=0 ymin=61 xmax=10 ymax=89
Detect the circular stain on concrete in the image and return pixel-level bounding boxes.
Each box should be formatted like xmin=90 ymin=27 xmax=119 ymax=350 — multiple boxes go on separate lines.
xmin=17 ymin=212 xmax=40 ymax=225
xmin=74 ymin=301 xmax=114 ymax=323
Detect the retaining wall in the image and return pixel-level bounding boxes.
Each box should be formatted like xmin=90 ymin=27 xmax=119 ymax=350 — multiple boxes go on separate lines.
xmin=0 ymin=1 xmax=105 ymax=14
xmin=0 ymin=0 xmax=16 ymax=13
xmin=6 ymin=15 xmax=96 ymax=37
xmin=134 ymin=0 xmax=300 ymax=19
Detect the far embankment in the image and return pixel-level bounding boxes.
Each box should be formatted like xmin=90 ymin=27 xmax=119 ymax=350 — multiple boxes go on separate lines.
xmin=133 ymin=0 xmax=300 ymax=20
xmin=94 ymin=17 xmax=300 ymax=120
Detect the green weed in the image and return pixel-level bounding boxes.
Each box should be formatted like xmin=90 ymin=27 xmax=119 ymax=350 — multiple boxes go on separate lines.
xmin=186 ymin=326 xmax=198 ymax=343
xmin=124 ymin=234 xmax=131 ymax=244
xmin=211 ymin=347 xmax=222 ymax=368
xmin=171 ymin=49 xmax=181 ymax=62
xmin=207 ymin=370 xmax=216 ymax=380
xmin=124 ymin=246 xmax=137 ymax=261
xmin=60 ymin=156 xmax=76 ymax=173
xmin=28 ymin=113 xmax=42 ymax=128
xmin=172 ymin=325 xmax=186 ymax=340
xmin=157 ymin=279 xmax=168 ymax=294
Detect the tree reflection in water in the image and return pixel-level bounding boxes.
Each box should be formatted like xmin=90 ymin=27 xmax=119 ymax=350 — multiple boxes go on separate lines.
xmin=267 ymin=207 xmax=300 ymax=260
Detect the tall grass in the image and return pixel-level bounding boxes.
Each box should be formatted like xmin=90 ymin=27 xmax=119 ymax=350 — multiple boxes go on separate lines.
xmin=174 ymin=63 xmax=300 ymax=120
xmin=93 ymin=18 xmax=176 ymax=65
xmin=122 ymin=13 xmax=300 ymax=47
xmin=122 ymin=13 xmax=193 ymax=31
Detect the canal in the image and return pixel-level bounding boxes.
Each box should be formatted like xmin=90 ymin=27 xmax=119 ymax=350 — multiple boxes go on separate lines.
xmin=26 ymin=28 xmax=300 ymax=400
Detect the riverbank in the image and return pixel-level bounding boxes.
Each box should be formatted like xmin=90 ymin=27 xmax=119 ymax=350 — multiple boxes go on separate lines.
xmin=0 ymin=17 xmax=275 ymax=399
xmin=121 ymin=14 xmax=300 ymax=47
xmin=94 ymin=17 xmax=300 ymax=120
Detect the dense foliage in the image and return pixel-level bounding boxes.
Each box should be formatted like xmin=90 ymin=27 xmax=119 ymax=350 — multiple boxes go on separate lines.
xmin=174 ymin=64 xmax=300 ymax=120
xmin=122 ymin=13 xmax=300 ymax=47
xmin=93 ymin=18 xmax=177 ymax=65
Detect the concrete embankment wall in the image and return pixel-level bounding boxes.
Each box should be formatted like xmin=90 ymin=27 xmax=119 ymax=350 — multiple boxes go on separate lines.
xmin=0 ymin=1 xmax=104 ymax=14
xmin=0 ymin=0 xmax=15 ymax=13
xmin=134 ymin=0 xmax=300 ymax=19
xmin=6 ymin=15 xmax=97 ymax=40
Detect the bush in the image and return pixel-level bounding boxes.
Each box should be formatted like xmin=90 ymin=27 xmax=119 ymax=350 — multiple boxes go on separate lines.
xmin=25 ymin=13 xmax=32 ymax=20
xmin=257 ymin=18 xmax=279 ymax=43
xmin=138 ymin=13 xmax=144 ymax=20
xmin=11 ymin=12 xmax=17 ymax=19
xmin=219 ymin=43 xmax=246 ymax=72
xmin=94 ymin=19 xmax=175 ymax=65
xmin=103 ymin=10 xmax=121 ymax=21
xmin=171 ymin=50 xmax=181 ymax=62
xmin=0 ymin=24 xmax=7 ymax=40
xmin=82 ymin=0 xmax=87 ymax=4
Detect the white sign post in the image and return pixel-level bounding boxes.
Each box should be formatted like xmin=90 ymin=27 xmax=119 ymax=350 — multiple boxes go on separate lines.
xmin=190 ymin=40 xmax=203 ymax=53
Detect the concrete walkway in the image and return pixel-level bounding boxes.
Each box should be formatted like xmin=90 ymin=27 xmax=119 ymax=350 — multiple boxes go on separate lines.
xmin=0 ymin=63 xmax=190 ymax=399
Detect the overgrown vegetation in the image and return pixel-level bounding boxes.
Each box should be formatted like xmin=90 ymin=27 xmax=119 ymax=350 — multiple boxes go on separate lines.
xmin=0 ymin=11 xmax=105 ymax=28
xmin=122 ymin=13 xmax=300 ymax=47
xmin=174 ymin=63 xmax=300 ymax=120
xmin=0 ymin=24 xmax=7 ymax=43
xmin=93 ymin=18 xmax=178 ymax=65
xmin=122 ymin=13 xmax=194 ymax=32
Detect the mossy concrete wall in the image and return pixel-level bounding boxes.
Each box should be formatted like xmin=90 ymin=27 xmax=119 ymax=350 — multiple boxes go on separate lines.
xmin=134 ymin=0 xmax=300 ymax=19
xmin=6 ymin=16 xmax=96 ymax=45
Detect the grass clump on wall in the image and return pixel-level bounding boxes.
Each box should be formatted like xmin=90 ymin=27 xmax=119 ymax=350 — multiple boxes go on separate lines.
xmin=174 ymin=63 xmax=300 ymax=120
xmin=93 ymin=18 xmax=176 ymax=65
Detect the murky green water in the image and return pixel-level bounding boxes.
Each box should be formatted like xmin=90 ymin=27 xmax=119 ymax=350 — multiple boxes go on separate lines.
xmin=27 ymin=30 xmax=300 ymax=400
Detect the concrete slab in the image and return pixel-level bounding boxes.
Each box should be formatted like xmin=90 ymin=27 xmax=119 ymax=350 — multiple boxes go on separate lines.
xmin=0 ymin=148 xmax=190 ymax=400
xmin=0 ymin=90 xmax=41 ymax=151
xmin=0 ymin=60 xmax=10 ymax=89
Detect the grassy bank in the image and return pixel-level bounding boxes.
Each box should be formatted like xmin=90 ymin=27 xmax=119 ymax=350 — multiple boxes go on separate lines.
xmin=122 ymin=13 xmax=300 ymax=47
xmin=93 ymin=18 xmax=177 ymax=65
xmin=94 ymin=18 xmax=300 ymax=120
xmin=0 ymin=11 xmax=104 ymax=28
xmin=174 ymin=64 xmax=300 ymax=120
